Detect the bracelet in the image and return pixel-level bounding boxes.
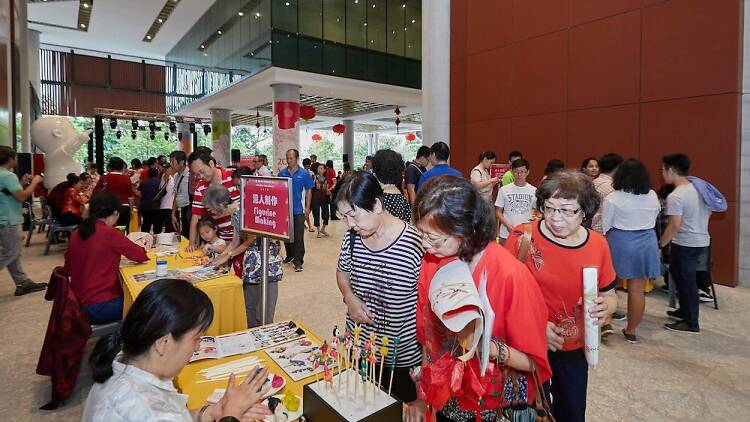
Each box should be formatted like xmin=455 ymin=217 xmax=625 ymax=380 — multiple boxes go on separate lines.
xmin=197 ymin=405 xmax=210 ymax=422
xmin=491 ymin=338 xmax=510 ymax=366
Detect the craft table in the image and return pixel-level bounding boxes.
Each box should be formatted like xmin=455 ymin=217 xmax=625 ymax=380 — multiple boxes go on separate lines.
xmin=175 ymin=320 xmax=325 ymax=411
xmin=119 ymin=239 xmax=247 ymax=336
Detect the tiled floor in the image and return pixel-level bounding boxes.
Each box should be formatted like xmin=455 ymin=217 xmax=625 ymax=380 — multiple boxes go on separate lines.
xmin=0 ymin=220 xmax=748 ymax=421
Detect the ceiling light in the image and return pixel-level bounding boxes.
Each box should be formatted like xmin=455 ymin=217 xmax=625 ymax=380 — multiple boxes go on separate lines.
xmin=372 ymin=4 xmax=376 ymax=8
xmin=158 ymin=18 xmax=163 ymax=23
xmin=200 ymin=44 xmax=205 ymax=49
xmin=217 ymin=30 xmax=222 ymax=35
xmin=80 ymin=23 xmax=86 ymax=28
xmin=411 ymin=19 xmax=416 ymax=23
xmin=203 ymin=53 xmax=208 ymax=56
xmin=238 ymin=11 xmax=244 ymax=16
xmin=363 ymin=22 xmax=367 ymax=26
xmin=146 ymin=35 xmax=152 ymax=40
xmin=285 ymin=1 xmax=290 ymax=5
xmin=255 ymin=12 xmax=261 ymax=18
xmin=82 ymin=3 xmax=89 ymax=8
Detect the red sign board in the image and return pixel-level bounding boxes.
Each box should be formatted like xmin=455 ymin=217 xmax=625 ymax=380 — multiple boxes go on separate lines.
xmin=490 ymin=163 xmax=510 ymax=179
xmin=240 ymin=176 xmax=294 ymax=242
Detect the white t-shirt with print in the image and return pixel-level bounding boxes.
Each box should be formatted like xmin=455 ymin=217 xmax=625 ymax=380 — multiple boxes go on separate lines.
xmin=495 ymin=183 xmax=537 ymax=239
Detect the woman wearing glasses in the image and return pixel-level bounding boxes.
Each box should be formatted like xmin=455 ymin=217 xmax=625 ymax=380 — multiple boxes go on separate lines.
xmin=412 ymin=175 xmax=550 ymax=422
xmin=505 ymin=170 xmax=618 ymax=422
xmin=334 ymin=171 xmax=424 ymax=415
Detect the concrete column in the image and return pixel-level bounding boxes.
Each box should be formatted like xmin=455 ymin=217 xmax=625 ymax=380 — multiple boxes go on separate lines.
xmin=739 ymin=0 xmax=750 ymax=286
xmin=18 ymin=0 xmax=31 ymax=152
xmin=421 ymin=0 xmax=450 ymax=147
xmin=210 ymin=109 xmax=231 ymax=167
xmin=343 ymin=119 xmax=354 ymax=167
xmin=28 ymin=30 xmax=41 ymax=98
xmin=177 ymin=122 xmax=193 ymax=154
xmin=271 ymin=83 xmax=301 ymax=172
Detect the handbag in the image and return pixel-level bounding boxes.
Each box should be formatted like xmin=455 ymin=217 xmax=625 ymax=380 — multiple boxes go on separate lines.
xmin=151 ymin=179 xmax=169 ymax=208
xmin=498 ymin=356 xmax=555 ymax=422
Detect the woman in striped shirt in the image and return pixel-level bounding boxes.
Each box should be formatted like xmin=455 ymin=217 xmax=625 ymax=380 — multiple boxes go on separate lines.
xmin=335 ymin=171 xmax=424 ymax=412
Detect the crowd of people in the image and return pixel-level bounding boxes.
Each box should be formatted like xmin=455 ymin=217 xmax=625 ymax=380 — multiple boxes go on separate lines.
xmin=0 ymin=139 xmax=725 ymax=422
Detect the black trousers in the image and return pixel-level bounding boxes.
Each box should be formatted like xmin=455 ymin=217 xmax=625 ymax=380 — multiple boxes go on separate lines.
xmin=283 ymin=214 xmax=306 ymax=267
xmin=671 ymin=244 xmax=704 ymax=328
xmin=544 ymin=349 xmax=588 ymax=422
xmin=140 ymin=209 xmax=161 ymax=234
xmin=116 ymin=206 xmax=131 ymax=233
xmin=59 ymin=212 xmax=83 ymax=227
xmin=178 ymin=205 xmax=191 ymax=238
xmin=159 ymin=209 xmax=175 ymax=233
xmin=311 ymin=196 xmax=330 ymax=227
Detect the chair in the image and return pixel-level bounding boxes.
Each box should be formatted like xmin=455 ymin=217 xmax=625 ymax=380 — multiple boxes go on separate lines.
xmin=44 ymin=206 xmax=78 ymax=256
xmin=667 ymin=241 xmax=718 ymax=310
xmin=25 ymin=201 xmax=54 ymax=247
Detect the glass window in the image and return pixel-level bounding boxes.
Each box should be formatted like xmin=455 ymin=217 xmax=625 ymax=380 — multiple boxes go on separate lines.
xmin=299 ymin=0 xmax=323 ymax=38
xmin=272 ymin=31 xmax=298 ymax=68
xmin=346 ymin=0 xmax=366 ymax=48
xmin=386 ymin=0 xmax=405 ymax=56
xmin=298 ymin=37 xmax=323 ymax=72
xmin=366 ymin=0 xmax=386 ymax=53
xmin=323 ymin=42 xmax=346 ymax=74
xmin=323 ymin=0 xmax=346 ymax=43
xmin=404 ymin=0 xmax=420 ymax=59
xmin=346 ymin=47 xmax=368 ymax=79
xmin=272 ymin=0 xmax=298 ymax=33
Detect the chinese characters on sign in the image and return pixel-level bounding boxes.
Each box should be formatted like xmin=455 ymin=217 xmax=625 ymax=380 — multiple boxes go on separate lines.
xmin=240 ymin=176 xmax=293 ymax=242
xmin=490 ymin=163 xmax=510 ymax=179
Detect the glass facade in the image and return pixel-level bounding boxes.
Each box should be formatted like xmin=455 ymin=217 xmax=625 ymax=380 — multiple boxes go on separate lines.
xmin=165 ymin=0 xmax=421 ymax=113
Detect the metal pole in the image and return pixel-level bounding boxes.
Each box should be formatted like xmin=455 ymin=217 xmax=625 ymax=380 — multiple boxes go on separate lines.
xmin=260 ymin=236 xmax=269 ymax=325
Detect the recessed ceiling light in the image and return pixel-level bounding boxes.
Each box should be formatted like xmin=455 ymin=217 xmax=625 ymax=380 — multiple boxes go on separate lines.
xmin=203 ymin=53 xmax=208 ymax=56
xmin=402 ymin=4 xmax=405 ymax=8
xmin=82 ymin=3 xmax=89 ymax=8
xmin=80 ymin=23 xmax=86 ymax=28
xmin=158 ymin=18 xmax=163 ymax=23
xmin=238 ymin=11 xmax=244 ymax=16
xmin=255 ymin=12 xmax=261 ymax=17
xmin=217 ymin=30 xmax=222 ymax=35
xmin=372 ymin=4 xmax=376 ymax=8
xmin=146 ymin=35 xmax=152 ymax=39
xmin=285 ymin=1 xmax=290 ymax=5
xmin=200 ymin=44 xmax=205 ymax=49
xmin=363 ymin=22 xmax=367 ymax=26
xmin=411 ymin=19 xmax=416 ymax=23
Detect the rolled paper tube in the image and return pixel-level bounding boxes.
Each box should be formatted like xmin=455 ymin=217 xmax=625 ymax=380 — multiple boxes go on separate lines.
xmin=583 ymin=267 xmax=600 ymax=367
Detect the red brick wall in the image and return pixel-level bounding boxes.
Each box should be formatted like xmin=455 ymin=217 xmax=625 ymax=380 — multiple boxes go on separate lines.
xmin=451 ymin=0 xmax=741 ymax=285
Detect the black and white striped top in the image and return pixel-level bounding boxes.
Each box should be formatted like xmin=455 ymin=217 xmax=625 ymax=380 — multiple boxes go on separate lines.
xmin=338 ymin=224 xmax=424 ymax=368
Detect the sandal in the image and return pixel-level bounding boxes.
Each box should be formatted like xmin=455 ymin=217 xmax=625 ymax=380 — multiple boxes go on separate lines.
xmin=317 ymin=232 xmax=323 ymax=238
xmin=308 ymin=228 xmax=315 ymax=232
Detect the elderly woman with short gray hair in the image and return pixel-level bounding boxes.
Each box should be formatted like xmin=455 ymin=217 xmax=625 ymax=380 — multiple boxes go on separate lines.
xmin=202 ymin=186 xmax=283 ymax=328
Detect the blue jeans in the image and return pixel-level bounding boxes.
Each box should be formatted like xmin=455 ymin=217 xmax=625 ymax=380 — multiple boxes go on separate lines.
xmin=670 ymin=244 xmax=704 ymax=328
xmin=544 ymin=349 xmax=588 ymax=422
xmin=83 ymin=296 xmax=123 ymax=325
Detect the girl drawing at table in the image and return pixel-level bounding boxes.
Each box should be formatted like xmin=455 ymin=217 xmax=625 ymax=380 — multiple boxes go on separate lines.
xmin=198 ymin=216 xmax=227 ymax=260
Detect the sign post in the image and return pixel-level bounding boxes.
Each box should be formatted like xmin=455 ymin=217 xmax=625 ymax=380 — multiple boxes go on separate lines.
xmin=240 ymin=176 xmax=294 ymax=325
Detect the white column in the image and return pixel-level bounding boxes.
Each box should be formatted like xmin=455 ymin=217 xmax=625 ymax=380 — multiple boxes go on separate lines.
xmin=271 ymin=83 xmax=301 ymax=172
xmin=343 ymin=119 xmax=354 ymax=167
xmin=739 ymin=0 xmax=750 ymax=286
xmin=421 ymin=0 xmax=451 ymax=147
xmin=28 ymin=30 xmax=41 ymax=97
xmin=209 ymin=109 xmax=231 ymax=167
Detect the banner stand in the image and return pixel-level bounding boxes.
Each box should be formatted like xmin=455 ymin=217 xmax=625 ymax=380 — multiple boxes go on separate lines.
xmin=260 ymin=236 xmax=270 ymax=325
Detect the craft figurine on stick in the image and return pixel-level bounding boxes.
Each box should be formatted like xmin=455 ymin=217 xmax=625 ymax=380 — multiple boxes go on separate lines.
xmin=378 ymin=336 xmax=390 ymax=389
xmin=387 ymin=337 xmax=400 ymax=397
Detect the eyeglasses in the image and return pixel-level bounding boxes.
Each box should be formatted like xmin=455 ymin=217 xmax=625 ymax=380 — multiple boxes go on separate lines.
xmin=417 ymin=230 xmax=449 ymax=248
xmin=541 ymin=204 xmax=582 ymax=217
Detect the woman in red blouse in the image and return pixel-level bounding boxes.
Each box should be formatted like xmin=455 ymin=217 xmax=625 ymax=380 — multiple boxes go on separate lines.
xmin=59 ymin=173 xmax=88 ymax=226
xmin=412 ymin=175 xmax=551 ymax=422
xmin=64 ymin=192 xmax=149 ymax=325
xmin=504 ymin=170 xmax=618 ymax=422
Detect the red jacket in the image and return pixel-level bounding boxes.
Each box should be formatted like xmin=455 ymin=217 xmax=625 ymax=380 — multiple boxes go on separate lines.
xmin=64 ymin=221 xmax=149 ymax=305
xmin=36 ymin=267 xmax=92 ymax=410
xmin=93 ymin=172 xmax=134 ymax=206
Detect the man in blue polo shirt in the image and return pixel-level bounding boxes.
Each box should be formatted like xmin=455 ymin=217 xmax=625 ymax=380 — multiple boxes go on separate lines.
xmin=417 ymin=141 xmax=462 ymax=191
xmin=278 ymin=149 xmax=314 ymax=272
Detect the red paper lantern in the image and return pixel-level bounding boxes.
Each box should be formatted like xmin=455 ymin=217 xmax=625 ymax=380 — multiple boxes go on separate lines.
xmin=311 ymin=133 xmax=322 ymax=142
xmin=405 ymin=132 xmax=416 ymax=142
xmin=394 ymin=106 xmax=401 ymax=116
xmin=332 ymin=124 xmax=345 ymax=135
xmin=300 ymin=105 xmax=316 ymax=121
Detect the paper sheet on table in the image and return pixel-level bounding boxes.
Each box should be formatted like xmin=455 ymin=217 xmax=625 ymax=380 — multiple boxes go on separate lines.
xmin=190 ymin=331 xmax=256 ymax=362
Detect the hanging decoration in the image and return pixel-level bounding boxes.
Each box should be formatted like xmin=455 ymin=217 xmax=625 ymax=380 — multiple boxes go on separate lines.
xmin=312 ymin=133 xmax=322 ymax=142
xmin=394 ymin=106 xmax=401 ymax=134
xmin=332 ymin=124 xmax=346 ymax=135
xmin=255 ymin=108 xmax=261 ymax=136
xmin=300 ymin=105 xmax=316 ymax=122
xmin=405 ymin=132 xmax=416 ymax=142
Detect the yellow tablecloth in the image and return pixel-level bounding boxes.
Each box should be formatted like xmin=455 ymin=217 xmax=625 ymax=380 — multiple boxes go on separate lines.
xmin=175 ymin=321 xmax=325 ymax=410
xmin=119 ymin=240 xmax=247 ymax=336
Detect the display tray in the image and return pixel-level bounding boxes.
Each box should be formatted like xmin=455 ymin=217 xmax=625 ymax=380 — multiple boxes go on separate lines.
xmin=302 ymin=371 xmax=402 ymax=422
